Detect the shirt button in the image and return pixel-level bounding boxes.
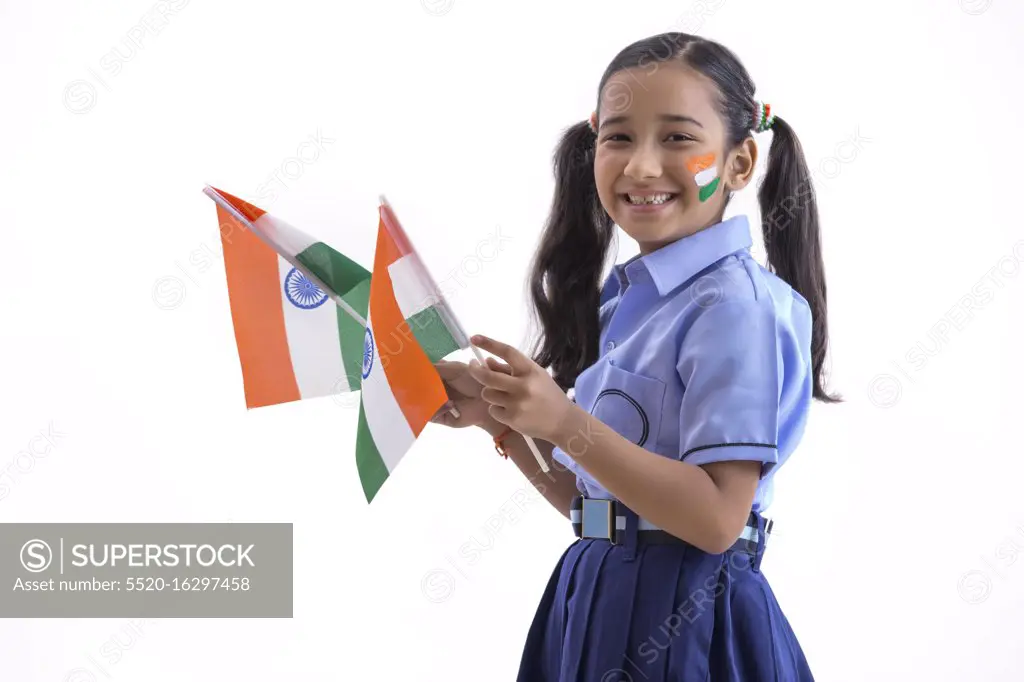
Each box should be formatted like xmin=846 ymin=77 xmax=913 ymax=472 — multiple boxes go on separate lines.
xmin=605 ymin=340 xmax=615 ymax=352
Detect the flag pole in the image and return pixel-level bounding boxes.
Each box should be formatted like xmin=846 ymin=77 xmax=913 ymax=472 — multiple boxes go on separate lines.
xmin=203 ymin=186 xmax=368 ymax=328
xmin=378 ymin=195 xmax=549 ymax=474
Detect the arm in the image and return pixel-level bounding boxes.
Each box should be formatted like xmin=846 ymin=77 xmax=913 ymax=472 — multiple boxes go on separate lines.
xmin=549 ymin=298 xmax=781 ymax=554
xmin=468 ymin=293 xmax=781 ymax=554
xmin=480 ymin=417 xmax=580 ymax=521
xmin=550 ymin=407 xmax=759 ymax=553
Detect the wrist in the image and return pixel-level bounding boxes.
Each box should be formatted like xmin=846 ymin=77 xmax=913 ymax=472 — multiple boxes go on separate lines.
xmin=549 ymin=403 xmax=590 ymax=455
xmin=481 ymin=416 xmax=510 ymax=439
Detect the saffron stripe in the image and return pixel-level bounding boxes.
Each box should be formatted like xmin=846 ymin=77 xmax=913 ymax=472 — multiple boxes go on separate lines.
xmin=216 ymin=205 xmax=300 ymax=408
xmin=686 ymin=152 xmax=715 ymax=175
xmin=369 ymin=215 xmax=449 ymax=432
xmin=212 ymin=187 xmax=266 ymax=222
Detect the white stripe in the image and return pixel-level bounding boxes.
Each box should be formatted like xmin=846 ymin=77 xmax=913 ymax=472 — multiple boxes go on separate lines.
xmin=360 ymin=310 xmax=416 ymax=472
xmin=694 ymin=166 xmax=718 ymax=187
xmin=255 ymin=214 xmax=318 ymax=258
xmin=276 ymin=256 xmax=348 ymax=399
xmin=388 ymin=254 xmax=438 ymax=319
xmin=740 ymin=525 xmax=764 ymax=542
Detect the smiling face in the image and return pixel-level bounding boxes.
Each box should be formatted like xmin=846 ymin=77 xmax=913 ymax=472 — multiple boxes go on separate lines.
xmin=593 ymin=61 xmax=757 ymax=254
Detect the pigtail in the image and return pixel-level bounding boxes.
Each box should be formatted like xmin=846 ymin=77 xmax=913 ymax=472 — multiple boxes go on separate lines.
xmin=527 ymin=120 xmax=615 ymax=391
xmin=757 ymin=116 xmax=841 ymax=403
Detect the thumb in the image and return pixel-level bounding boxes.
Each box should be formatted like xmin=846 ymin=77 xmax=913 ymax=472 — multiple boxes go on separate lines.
xmin=434 ymin=360 xmax=466 ymax=381
xmin=430 ymin=397 xmax=474 ymax=428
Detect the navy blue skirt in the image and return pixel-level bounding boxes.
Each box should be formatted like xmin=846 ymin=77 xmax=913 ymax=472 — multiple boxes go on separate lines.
xmin=515 ymin=511 xmax=814 ymax=681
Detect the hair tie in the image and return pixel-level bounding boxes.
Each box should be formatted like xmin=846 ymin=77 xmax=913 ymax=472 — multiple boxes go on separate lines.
xmin=752 ymin=101 xmax=775 ymax=133
xmin=588 ymin=110 xmax=598 ymax=134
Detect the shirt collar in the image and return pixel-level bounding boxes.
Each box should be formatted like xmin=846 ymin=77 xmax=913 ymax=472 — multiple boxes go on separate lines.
xmin=612 ymin=214 xmax=753 ymax=297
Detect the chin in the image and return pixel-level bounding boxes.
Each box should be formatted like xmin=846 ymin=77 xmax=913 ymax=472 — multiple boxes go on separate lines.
xmin=615 ymin=208 xmax=688 ymax=247
xmin=616 ymin=224 xmax=673 ymax=253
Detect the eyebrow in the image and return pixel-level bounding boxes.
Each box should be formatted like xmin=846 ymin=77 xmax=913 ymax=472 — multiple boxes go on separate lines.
xmin=600 ymin=114 xmax=704 ymax=129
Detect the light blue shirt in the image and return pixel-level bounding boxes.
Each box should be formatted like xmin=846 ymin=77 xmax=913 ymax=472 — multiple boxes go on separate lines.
xmin=552 ymin=214 xmax=812 ymax=523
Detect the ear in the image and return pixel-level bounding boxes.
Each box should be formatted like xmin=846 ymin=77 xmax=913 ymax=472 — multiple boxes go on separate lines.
xmin=723 ymin=137 xmax=758 ymax=192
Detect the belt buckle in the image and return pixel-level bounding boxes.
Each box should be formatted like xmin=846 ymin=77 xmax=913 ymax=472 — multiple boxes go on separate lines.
xmin=581 ymin=498 xmax=616 ymax=544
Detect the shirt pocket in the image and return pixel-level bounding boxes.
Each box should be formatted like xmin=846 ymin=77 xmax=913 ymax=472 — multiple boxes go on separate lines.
xmin=581 ymin=363 xmax=667 ymax=450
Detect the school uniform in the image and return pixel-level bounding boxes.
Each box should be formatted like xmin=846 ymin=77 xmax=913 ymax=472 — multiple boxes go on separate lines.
xmin=516 ymin=215 xmax=815 ymax=682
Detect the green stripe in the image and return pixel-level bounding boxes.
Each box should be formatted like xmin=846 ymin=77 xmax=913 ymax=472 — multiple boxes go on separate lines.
xmin=336 ymin=278 xmax=371 ymax=390
xmin=355 ymin=400 xmax=389 ymax=502
xmin=296 ymin=242 xmax=371 ymax=297
xmin=698 ymin=176 xmax=720 ymax=202
xmin=406 ymin=307 xmax=460 ymax=363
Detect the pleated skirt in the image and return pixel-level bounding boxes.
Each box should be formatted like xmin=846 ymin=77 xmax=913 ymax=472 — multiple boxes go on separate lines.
xmin=515 ymin=515 xmax=814 ymax=682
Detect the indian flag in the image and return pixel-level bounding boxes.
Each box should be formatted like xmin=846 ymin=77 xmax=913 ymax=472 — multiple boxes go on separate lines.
xmin=356 ymin=198 xmax=465 ymax=502
xmin=686 ymin=153 xmax=721 ymax=202
xmin=205 ymin=186 xmax=371 ymax=409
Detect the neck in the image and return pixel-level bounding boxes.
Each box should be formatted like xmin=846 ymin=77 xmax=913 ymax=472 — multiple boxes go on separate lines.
xmin=637 ymin=213 xmax=729 ymax=255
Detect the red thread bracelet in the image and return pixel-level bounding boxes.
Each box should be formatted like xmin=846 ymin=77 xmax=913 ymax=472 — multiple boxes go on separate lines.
xmin=493 ymin=426 xmax=514 ymax=458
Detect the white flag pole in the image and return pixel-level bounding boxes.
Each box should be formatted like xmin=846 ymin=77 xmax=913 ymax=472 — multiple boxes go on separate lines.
xmin=378 ymin=195 xmax=550 ymax=474
xmin=466 ymin=343 xmax=550 ymax=473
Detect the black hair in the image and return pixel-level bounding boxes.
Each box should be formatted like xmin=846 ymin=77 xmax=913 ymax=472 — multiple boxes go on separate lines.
xmin=527 ymin=32 xmax=839 ymax=402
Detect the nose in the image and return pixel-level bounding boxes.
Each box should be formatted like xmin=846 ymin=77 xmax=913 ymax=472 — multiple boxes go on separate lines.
xmin=623 ymin=142 xmax=662 ymax=180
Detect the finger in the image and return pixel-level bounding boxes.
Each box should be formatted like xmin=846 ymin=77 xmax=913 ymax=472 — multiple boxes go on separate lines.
xmin=468 ymin=359 xmax=518 ymax=391
xmin=487 ymin=403 xmax=511 ymax=426
xmin=486 ymin=357 xmax=513 ymax=375
xmin=429 ymin=406 xmax=454 ymax=425
xmin=480 ymin=386 xmax=512 ymax=407
xmin=438 ymin=399 xmax=461 ymax=420
xmin=471 ymin=334 xmax=533 ymax=374
xmin=430 ymin=398 xmax=468 ymax=426
xmin=430 ymin=399 xmax=453 ymax=420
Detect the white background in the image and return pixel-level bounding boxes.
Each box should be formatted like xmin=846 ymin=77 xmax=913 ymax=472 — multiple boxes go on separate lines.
xmin=2 ymin=0 xmax=1022 ymax=679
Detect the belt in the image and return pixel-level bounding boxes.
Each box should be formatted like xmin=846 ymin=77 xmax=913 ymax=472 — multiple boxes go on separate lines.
xmin=570 ymin=496 xmax=772 ymax=555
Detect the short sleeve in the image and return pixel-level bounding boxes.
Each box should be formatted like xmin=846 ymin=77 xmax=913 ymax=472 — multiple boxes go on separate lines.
xmin=676 ymin=298 xmax=782 ymax=475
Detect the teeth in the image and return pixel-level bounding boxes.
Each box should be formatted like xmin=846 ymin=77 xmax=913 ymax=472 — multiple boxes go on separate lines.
xmin=626 ymin=193 xmax=673 ymax=205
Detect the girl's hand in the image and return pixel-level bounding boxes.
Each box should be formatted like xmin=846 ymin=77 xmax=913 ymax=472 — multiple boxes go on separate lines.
xmin=430 ymin=359 xmax=510 ymax=433
xmin=467 ymin=334 xmax=576 ymax=442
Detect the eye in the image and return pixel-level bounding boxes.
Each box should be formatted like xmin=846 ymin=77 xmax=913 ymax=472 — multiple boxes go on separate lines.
xmin=602 ymin=133 xmax=630 ymax=143
xmin=666 ymin=133 xmax=696 ymax=143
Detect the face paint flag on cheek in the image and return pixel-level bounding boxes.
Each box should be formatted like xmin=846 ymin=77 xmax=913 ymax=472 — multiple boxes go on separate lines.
xmin=686 ymin=153 xmax=721 ymax=202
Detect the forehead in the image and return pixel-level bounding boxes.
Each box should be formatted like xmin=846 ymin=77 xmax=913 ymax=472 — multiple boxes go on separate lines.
xmin=599 ymin=62 xmax=721 ymax=125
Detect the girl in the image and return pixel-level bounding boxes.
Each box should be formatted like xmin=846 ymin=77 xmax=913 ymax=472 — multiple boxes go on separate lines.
xmin=432 ymin=31 xmax=838 ymax=682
